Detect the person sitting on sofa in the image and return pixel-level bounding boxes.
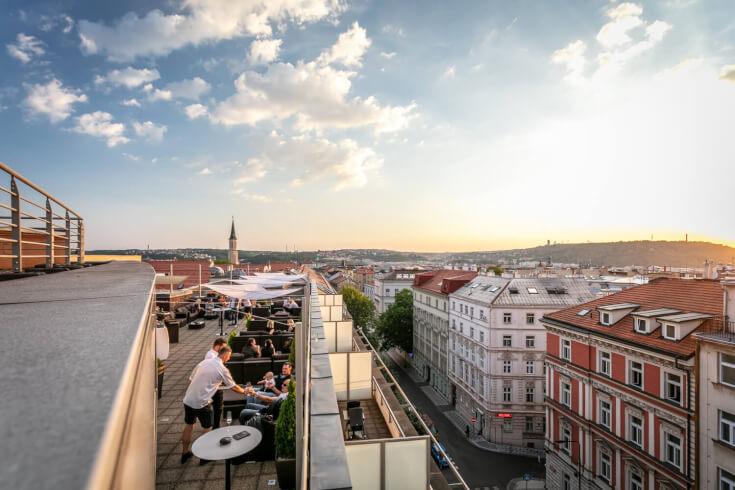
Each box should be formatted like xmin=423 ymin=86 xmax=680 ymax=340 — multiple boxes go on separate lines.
xmin=241 ymin=338 xmax=261 ymax=359
xmin=261 ymin=339 xmax=275 ymax=358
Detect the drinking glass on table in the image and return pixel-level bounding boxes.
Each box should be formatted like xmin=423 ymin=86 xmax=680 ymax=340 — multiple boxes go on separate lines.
xmin=226 ymin=411 xmax=232 ymax=426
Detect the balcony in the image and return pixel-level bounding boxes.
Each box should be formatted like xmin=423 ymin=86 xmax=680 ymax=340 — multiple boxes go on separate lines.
xmin=695 ymin=318 xmax=735 ymax=346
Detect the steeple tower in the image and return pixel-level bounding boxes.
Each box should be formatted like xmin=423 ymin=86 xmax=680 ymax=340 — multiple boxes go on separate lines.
xmin=228 ymin=217 xmax=239 ymax=265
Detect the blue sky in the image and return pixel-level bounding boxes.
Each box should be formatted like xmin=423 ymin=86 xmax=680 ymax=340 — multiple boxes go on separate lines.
xmin=1 ymin=0 xmax=734 ymax=252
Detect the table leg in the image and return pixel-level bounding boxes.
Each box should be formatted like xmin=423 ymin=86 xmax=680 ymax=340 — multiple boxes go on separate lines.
xmin=226 ymin=459 xmax=231 ymax=490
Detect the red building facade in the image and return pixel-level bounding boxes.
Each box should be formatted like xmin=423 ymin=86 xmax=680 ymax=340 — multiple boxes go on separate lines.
xmin=542 ymin=279 xmax=722 ymax=490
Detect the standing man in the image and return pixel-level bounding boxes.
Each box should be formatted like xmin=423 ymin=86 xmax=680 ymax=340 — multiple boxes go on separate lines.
xmin=228 ymin=296 xmax=238 ymax=325
xmin=180 ymin=345 xmax=246 ymax=464
xmin=206 ymin=337 xmax=227 ymax=428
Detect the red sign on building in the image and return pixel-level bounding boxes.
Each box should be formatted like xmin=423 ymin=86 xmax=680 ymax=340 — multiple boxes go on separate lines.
xmin=495 ymin=413 xmax=512 ymax=418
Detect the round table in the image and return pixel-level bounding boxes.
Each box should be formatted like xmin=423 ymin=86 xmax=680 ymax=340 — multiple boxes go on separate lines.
xmin=191 ymin=425 xmax=262 ymax=490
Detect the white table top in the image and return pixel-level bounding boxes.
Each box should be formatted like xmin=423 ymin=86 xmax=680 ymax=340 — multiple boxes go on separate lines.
xmin=191 ymin=426 xmax=262 ymax=461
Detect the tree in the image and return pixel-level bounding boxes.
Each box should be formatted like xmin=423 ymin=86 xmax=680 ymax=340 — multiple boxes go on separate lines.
xmin=375 ymin=289 xmax=413 ymax=353
xmin=486 ymin=265 xmax=503 ymax=276
xmin=342 ymin=286 xmax=376 ymax=329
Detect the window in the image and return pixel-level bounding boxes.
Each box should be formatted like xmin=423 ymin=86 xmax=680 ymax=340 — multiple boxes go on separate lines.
xmin=527 ymin=287 xmax=538 ymax=294
xmin=459 ymin=322 xmax=463 ymax=333
xmin=561 ymin=339 xmax=571 ymax=361
xmin=665 ymin=432 xmax=681 ymax=468
xmin=629 ymin=415 xmax=643 ymax=447
xmin=526 ymin=336 xmax=536 ymax=348
xmin=470 ymin=327 xmax=475 ymax=338
xmin=561 ymin=426 xmax=572 ymax=454
xmin=503 ymin=313 xmax=512 ymax=324
xmin=629 ymin=471 xmax=643 ymax=490
xmin=503 ymin=335 xmax=512 ymax=347
xmin=452 ymin=319 xmax=456 ymax=329
xmin=503 ymin=419 xmax=513 ymax=432
xmin=721 ymin=353 xmax=735 ymax=387
xmin=435 ymin=299 xmax=438 ymax=308
xmin=599 ymin=351 xmax=611 ymax=376
xmin=561 ymin=382 xmax=571 ymax=407
xmin=720 ymin=410 xmax=735 ymax=446
xmin=526 ymin=387 xmax=535 ymax=403
xmin=526 ymin=313 xmax=535 ymax=324
xmin=629 ymin=361 xmax=643 ymax=389
xmin=503 ymin=386 xmax=512 ymax=402
xmin=665 ymin=372 xmax=682 ymax=403
xmin=599 ymin=451 xmax=611 ymax=482
xmin=663 ymin=323 xmax=677 ymax=340
xmin=720 ymin=468 xmax=735 ymax=490
xmin=470 ymin=307 xmax=474 ymax=317
xmin=635 ymin=318 xmax=647 ymax=333
xmin=503 ymin=361 xmax=512 ymax=373
xmin=562 ymin=473 xmax=571 ymax=490
xmin=479 ymin=331 xmax=485 ymax=343
xmin=601 ymin=312 xmax=610 ymax=325
xmin=465 ymin=305 xmax=468 ymax=314
xmin=526 ymin=416 xmax=534 ymax=432
xmin=452 ymin=301 xmax=455 ymax=310
xmin=599 ymin=400 xmax=611 ymax=429
xmin=526 ymin=361 xmax=535 ymax=374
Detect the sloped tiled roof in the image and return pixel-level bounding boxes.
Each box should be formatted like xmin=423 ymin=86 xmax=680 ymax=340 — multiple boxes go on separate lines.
xmin=495 ymin=278 xmax=595 ymax=307
xmin=413 ymin=270 xmax=477 ymax=295
xmin=544 ymin=279 xmax=723 ymax=357
xmin=452 ymin=275 xmax=509 ymax=303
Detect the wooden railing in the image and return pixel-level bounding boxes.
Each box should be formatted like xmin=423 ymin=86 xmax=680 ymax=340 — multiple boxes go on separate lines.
xmin=0 ymin=162 xmax=84 ymax=272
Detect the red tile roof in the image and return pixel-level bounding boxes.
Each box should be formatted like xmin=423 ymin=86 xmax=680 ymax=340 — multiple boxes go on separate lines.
xmin=268 ymin=262 xmax=299 ymax=272
xmin=544 ymin=279 xmax=723 ymax=357
xmin=145 ymin=260 xmax=212 ymax=289
xmin=413 ymin=270 xmax=477 ymax=295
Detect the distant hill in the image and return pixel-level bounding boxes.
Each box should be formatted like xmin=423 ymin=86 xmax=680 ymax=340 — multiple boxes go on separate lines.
xmin=88 ymin=240 xmax=735 ymax=268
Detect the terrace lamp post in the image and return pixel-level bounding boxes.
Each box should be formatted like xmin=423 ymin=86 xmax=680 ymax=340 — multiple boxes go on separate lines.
xmin=553 ymin=439 xmax=582 ymax=490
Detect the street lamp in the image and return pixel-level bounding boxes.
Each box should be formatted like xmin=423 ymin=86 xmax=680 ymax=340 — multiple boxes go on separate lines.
xmin=552 ymin=439 xmax=582 ymax=489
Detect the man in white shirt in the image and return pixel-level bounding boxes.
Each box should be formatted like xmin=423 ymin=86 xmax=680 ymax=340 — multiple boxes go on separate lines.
xmin=206 ymin=337 xmax=228 ymax=428
xmin=228 ymin=297 xmax=238 ymax=324
xmin=180 ymin=345 xmax=246 ymax=464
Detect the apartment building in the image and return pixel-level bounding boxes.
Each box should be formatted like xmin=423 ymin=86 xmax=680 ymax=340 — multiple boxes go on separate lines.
xmin=695 ymin=279 xmax=735 ymax=490
xmin=373 ymin=268 xmax=420 ymax=313
xmin=448 ymin=276 xmax=594 ymax=448
xmin=412 ymin=269 xmax=476 ymax=401
xmin=543 ymin=279 xmax=723 ymax=490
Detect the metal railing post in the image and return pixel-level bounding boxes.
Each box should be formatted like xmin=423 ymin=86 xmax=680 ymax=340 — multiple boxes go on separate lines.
xmin=77 ymin=218 xmax=85 ymax=264
xmin=64 ymin=211 xmax=71 ymax=265
xmin=10 ymin=177 xmax=21 ymax=272
xmin=45 ymin=197 xmax=54 ymax=268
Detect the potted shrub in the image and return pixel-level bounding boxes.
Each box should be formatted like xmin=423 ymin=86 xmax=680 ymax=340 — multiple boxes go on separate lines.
xmin=274 ymin=381 xmax=296 ymax=489
xmin=245 ymin=315 xmax=252 ymax=331
xmin=227 ymin=329 xmax=238 ymax=347
xmin=157 ymin=358 xmax=165 ymax=399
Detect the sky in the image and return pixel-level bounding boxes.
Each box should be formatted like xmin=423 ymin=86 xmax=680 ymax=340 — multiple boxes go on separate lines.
xmin=1 ymin=0 xmax=734 ymax=252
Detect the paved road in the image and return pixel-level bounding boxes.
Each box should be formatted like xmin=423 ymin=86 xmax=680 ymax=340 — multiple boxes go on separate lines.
xmin=385 ymin=357 xmax=545 ymax=490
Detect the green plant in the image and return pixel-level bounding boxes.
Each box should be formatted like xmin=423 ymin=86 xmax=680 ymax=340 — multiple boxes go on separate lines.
xmin=288 ymin=336 xmax=295 ymax=365
xmin=227 ymin=330 xmax=237 ymax=347
xmin=274 ymin=381 xmax=296 ymax=459
xmin=245 ymin=316 xmax=252 ymax=331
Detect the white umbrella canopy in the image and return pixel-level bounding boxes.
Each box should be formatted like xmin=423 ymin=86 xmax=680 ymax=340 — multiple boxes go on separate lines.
xmin=253 ymin=272 xmax=306 ymax=281
xmin=203 ymin=282 xmax=301 ymax=300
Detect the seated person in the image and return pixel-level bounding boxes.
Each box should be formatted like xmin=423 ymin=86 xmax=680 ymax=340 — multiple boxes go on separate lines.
xmin=266 ymin=319 xmax=276 ymax=335
xmin=244 ymin=379 xmax=290 ymax=411
xmin=205 ymin=299 xmax=214 ymax=311
xmin=273 ymin=362 xmax=292 ymax=395
xmin=285 ymin=319 xmax=295 ymax=333
xmin=256 ymin=371 xmax=275 ymax=392
xmin=241 ymin=338 xmax=261 ymax=359
xmin=281 ymin=337 xmax=293 ymax=352
xmin=261 ymin=339 xmax=275 ymax=358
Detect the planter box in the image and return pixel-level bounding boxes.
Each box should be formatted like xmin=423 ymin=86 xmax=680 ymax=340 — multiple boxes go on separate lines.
xmin=157 ymin=367 xmax=165 ymax=399
xmin=275 ymin=454 xmax=296 ymax=489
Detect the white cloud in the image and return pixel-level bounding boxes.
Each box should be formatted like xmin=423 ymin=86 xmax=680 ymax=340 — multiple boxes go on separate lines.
xmin=72 ymin=111 xmax=129 ymax=147
xmin=249 ymin=132 xmax=382 ymax=190
xmin=149 ymin=77 xmax=210 ymax=101
xmin=122 ymin=98 xmax=141 ymax=107
xmin=443 ymin=65 xmax=456 ymax=78
xmin=210 ymin=60 xmax=415 ymax=133
xmin=77 ymin=0 xmax=346 ymax=61
xmin=40 ymin=14 xmax=74 ymax=33
xmin=122 ymin=152 xmax=140 ymax=161
xmin=382 ymin=24 xmax=404 ymax=37
xmin=132 ymin=120 xmax=167 ymax=142
xmin=720 ymin=65 xmax=735 ymax=82
xmin=551 ymin=40 xmax=587 ymax=82
xmin=380 ymin=51 xmax=396 ymax=59
xmin=22 ymin=78 xmax=87 ymax=123
xmin=199 ymin=167 xmax=212 ymax=175
xmin=596 ymin=3 xmax=643 ymax=47
xmin=248 ymin=38 xmax=282 ymax=65
xmin=185 ymin=103 xmax=208 ymax=119
xmin=235 ymin=158 xmax=269 ymax=184
xmin=96 ymin=67 xmax=160 ymax=88
xmin=62 ymin=15 xmax=74 ymax=34
xmin=317 ymin=22 xmax=371 ymax=67
xmin=232 ymin=189 xmax=272 ymax=202
xmin=596 ymin=20 xmax=671 ymax=77
xmin=7 ymin=33 xmax=45 ymax=63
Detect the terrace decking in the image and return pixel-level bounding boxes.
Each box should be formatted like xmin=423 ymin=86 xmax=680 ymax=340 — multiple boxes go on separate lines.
xmin=155 ymin=317 xmax=277 ymax=490
xmin=337 ymin=399 xmax=392 ymax=441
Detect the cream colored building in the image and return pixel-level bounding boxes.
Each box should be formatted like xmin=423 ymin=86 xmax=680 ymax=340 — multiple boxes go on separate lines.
xmin=696 ymin=279 xmax=735 ymax=490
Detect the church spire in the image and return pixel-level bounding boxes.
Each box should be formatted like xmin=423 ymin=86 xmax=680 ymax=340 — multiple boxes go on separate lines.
xmin=229 ymin=216 xmax=237 ymax=240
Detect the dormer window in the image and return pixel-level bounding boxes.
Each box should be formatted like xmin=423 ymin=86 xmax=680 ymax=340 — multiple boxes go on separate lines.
xmin=663 ymin=324 xmax=677 ymax=340
xmin=601 ymin=312 xmax=611 ymax=325
xmin=635 ymin=318 xmax=647 ymax=333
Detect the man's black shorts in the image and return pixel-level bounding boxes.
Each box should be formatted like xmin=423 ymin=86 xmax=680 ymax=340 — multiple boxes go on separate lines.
xmin=184 ymin=403 xmax=213 ymax=428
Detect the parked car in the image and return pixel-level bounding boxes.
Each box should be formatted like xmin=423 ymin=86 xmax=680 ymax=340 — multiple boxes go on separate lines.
xmin=431 ymin=442 xmax=449 ymax=469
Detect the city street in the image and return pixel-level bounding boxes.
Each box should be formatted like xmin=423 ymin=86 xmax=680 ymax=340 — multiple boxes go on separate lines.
xmin=384 ymin=357 xmax=545 ymax=490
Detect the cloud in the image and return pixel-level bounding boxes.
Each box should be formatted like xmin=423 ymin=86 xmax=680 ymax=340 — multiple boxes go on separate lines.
xmin=317 ymin=21 xmax=371 ymax=67
xmin=149 ymin=77 xmax=210 ymax=101
xmin=132 ymin=120 xmax=167 ymax=141
xmin=443 ymin=65 xmax=456 ymax=78
xmin=720 ymin=65 xmax=735 ymax=82
xmin=122 ymin=98 xmax=141 ymax=107
xmin=232 ymin=189 xmax=272 ymax=202
xmin=235 ymin=158 xmax=268 ymax=184
xmin=248 ymin=38 xmax=282 ymax=65
xmin=250 ymin=132 xmax=382 ymax=190
xmin=596 ymin=3 xmax=644 ymax=47
xmin=122 ymin=152 xmax=140 ymax=161
xmin=551 ymin=40 xmax=587 ymax=82
xmin=71 ymin=111 xmax=129 ymax=147
xmin=199 ymin=167 xmax=212 ymax=175
xmin=382 ymin=24 xmax=404 ymax=37
xmin=380 ymin=51 xmax=396 ymax=59
xmin=77 ymin=0 xmax=346 ymax=61
xmin=40 ymin=14 xmax=74 ymax=33
xmin=185 ymin=103 xmax=208 ymax=119
xmin=95 ymin=67 xmax=160 ymax=88
xmin=22 ymin=78 xmax=87 ymax=123
xmin=7 ymin=33 xmax=45 ymax=63
xmin=596 ymin=20 xmax=671 ymax=76
xmin=210 ymin=60 xmax=415 ymax=133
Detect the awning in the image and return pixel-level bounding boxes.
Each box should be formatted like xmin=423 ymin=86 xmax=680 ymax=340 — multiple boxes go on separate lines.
xmin=202 ymin=282 xmax=300 ymax=300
